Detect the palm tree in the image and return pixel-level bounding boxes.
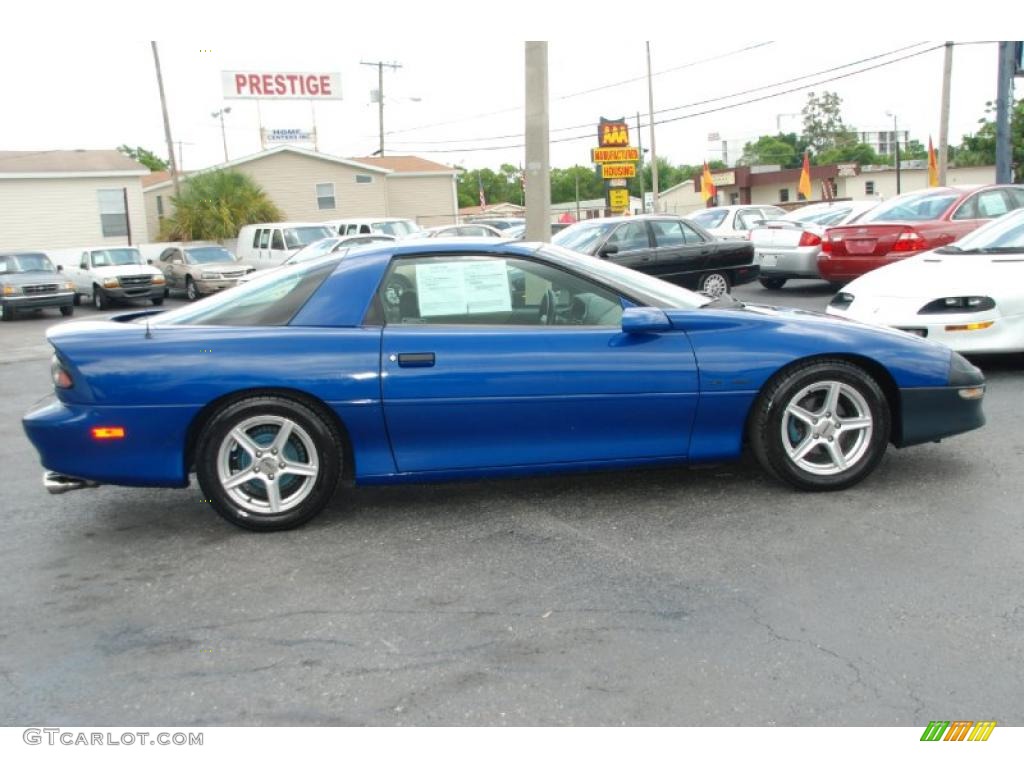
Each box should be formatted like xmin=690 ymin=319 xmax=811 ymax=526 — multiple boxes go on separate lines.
xmin=159 ymin=170 xmax=284 ymax=241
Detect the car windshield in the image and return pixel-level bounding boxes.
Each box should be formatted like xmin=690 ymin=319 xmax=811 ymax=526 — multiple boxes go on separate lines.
xmin=688 ymin=209 xmax=728 ymax=229
xmin=0 ymin=253 xmax=56 ymax=273
xmin=284 ymin=238 xmax=343 ymax=265
xmin=785 ymin=205 xmax=854 ymax=226
xmin=371 ymin=220 xmax=420 ymax=237
xmin=284 ymin=226 xmax=334 ymax=249
xmin=92 ymin=248 xmax=143 ymax=266
xmin=551 ymin=221 xmax=616 ymax=253
xmin=185 ymin=247 xmax=234 ymax=264
xmin=539 ymin=244 xmax=711 ymax=309
xmin=944 ymin=209 xmax=1024 ymax=251
xmin=861 ymin=191 xmax=960 ymax=222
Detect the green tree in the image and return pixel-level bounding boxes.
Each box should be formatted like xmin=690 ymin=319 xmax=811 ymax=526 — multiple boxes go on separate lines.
xmin=901 ymin=139 xmax=929 ymax=162
xmin=952 ymin=99 xmax=1024 ymax=180
xmin=816 ymin=143 xmax=885 ymax=166
xmin=117 ymin=145 xmax=169 ymax=171
xmin=159 ymin=170 xmax=283 ymax=241
xmin=801 ymin=91 xmax=857 ymax=154
xmin=551 ymin=166 xmax=603 ymax=205
xmin=739 ymin=136 xmax=798 ymax=167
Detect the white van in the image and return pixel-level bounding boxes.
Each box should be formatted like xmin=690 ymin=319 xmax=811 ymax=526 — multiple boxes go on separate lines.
xmin=236 ymin=222 xmax=335 ymax=269
xmin=323 ymin=217 xmax=422 ymax=239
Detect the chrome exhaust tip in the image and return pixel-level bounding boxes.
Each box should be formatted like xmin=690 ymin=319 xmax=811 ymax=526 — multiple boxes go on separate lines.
xmin=43 ymin=471 xmax=100 ymax=495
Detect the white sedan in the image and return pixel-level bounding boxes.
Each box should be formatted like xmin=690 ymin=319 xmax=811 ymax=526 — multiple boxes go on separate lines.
xmin=685 ymin=204 xmax=787 ymax=241
xmin=826 ymin=209 xmax=1024 ymax=353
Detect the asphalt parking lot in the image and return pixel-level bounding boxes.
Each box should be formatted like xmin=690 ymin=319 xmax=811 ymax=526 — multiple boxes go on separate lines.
xmin=1 ymin=281 xmax=1022 ymax=726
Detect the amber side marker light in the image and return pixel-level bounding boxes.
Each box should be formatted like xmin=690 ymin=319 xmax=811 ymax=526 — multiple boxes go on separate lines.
xmin=92 ymin=427 xmax=126 ymax=440
xmin=945 ymin=321 xmax=994 ymax=332
xmin=958 ymin=387 xmax=985 ymax=401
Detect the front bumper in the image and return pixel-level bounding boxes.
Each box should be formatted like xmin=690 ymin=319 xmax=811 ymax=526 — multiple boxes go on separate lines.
xmin=1 ymin=291 xmax=75 ymax=311
xmin=195 ymin=277 xmax=242 ymax=294
xmin=102 ymin=285 xmax=165 ymax=301
xmin=827 ymin=305 xmax=1024 ymax=354
xmin=896 ymin=353 xmax=985 ymax=447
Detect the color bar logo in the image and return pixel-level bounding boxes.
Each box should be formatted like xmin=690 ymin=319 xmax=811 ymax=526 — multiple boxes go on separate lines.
xmin=920 ymin=720 xmax=996 ymax=741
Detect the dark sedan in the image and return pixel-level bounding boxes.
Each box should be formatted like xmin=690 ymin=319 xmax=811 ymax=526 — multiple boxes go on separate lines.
xmin=552 ymin=215 xmax=758 ymax=296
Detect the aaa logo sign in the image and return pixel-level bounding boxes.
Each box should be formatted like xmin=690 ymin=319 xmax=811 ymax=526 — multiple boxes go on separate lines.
xmin=598 ymin=118 xmax=630 ymax=147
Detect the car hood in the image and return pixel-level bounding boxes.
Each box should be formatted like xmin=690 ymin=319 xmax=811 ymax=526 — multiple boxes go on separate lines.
xmin=187 ymin=261 xmax=247 ymax=273
xmin=90 ymin=265 xmax=162 ymax=278
xmin=841 ymin=251 xmax=1024 ymax=299
xmin=0 ymin=271 xmax=65 ymax=286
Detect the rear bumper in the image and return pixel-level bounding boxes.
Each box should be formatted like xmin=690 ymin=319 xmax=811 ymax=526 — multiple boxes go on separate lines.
xmin=22 ymin=398 xmax=194 ymax=488
xmin=756 ymin=246 xmax=820 ymax=278
xmin=897 ymin=385 xmax=986 ymax=447
xmin=817 ymin=253 xmax=907 ymax=282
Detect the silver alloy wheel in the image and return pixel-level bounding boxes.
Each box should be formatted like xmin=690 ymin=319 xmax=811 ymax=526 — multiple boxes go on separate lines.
xmin=780 ymin=380 xmax=873 ymax=476
xmin=216 ymin=415 xmax=320 ymax=517
xmin=701 ymin=273 xmax=729 ymax=297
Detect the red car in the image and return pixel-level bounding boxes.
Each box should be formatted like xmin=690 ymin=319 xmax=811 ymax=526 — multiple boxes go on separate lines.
xmin=817 ymin=184 xmax=1024 ymax=286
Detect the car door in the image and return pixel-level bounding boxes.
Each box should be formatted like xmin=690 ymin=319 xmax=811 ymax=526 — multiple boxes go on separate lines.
xmin=598 ymin=220 xmax=655 ymax=272
xmin=649 ymin=219 xmax=708 ymax=283
xmin=256 ymin=228 xmax=271 ymax=264
xmin=378 ymin=252 xmax=700 ymax=473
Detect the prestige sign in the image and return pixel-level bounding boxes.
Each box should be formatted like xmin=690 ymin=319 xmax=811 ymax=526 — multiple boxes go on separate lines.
xmin=223 ymin=71 xmax=342 ymax=100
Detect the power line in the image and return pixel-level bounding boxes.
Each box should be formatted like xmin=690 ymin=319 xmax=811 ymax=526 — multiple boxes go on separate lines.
xmin=392 ymin=43 xmax=949 ymax=155
xmin=386 ymin=42 xmax=934 ymax=148
xmin=377 ymin=42 xmax=775 ymax=139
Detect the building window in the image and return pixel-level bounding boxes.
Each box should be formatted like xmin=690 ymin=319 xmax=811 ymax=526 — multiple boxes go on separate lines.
xmin=729 ymin=192 xmax=739 ymax=205
xmin=98 ymin=189 xmax=127 ymax=237
xmin=355 ymin=174 xmax=373 ymax=184
xmin=156 ymin=195 xmax=164 ymax=217
xmin=779 ymin=188 xmax=790 ymax=203
xmin=316 ymin=182 xmax=336 ymax=210
xmin=865 ymin=181 xmax=875 ymax=195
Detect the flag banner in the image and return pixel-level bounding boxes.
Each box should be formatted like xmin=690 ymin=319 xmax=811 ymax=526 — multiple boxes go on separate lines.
xmin=798 ymin=151 xmax=812 ymax=200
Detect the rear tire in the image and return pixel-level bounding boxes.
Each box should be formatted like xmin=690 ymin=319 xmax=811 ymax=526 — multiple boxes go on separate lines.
xmin=195 ymin=396 xmax=343 ymax=531
xmin=698 ymin=271 xmax=730 ymax=298
xmin=749 ymin=359 xmax=890 ymax=491
xmin=759 ymin=277 xmax=787 ymax=290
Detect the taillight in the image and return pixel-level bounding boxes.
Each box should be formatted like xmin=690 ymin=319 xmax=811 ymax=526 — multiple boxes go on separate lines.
xmin=798 ymin=231 xmax=822 ymax=247
xmin=891 ymin=230 xmax=927 ymax=252
xmin=50 ymin=354 xmax=72 ymax=389
xmin=821 ymin=238 xmax=833 ymax=253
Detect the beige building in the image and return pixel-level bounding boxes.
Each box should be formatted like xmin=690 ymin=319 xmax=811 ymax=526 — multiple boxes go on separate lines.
xmin=658 ymin=180 xmax=704 ymax=217
xmin=0 ymin=150 xmax=149 ymax=251
xmin=143 ymin=146 xmax=458 ymax=240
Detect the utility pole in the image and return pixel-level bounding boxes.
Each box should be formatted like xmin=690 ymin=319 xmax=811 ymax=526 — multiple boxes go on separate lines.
xmin=361 ymin=60 xmax=402 ymax=156
xmin=524 ymin=42 xmax=551 ymax=242
xmin=995 ymin=41 xmax=1016 ymax=184
xmin=938 ymin=41 xmax=953 ymax=185
xmin=887 ymin=111 xmax=901 ymax=194
xmin=151 ymin=42 xmax=180 ymax=200
xmin=636 ymin=111 xmax=645 ymax=212
xmin=645 ymin=42 xmax=659 ymax=212
xmin=212 ymin=107 xmax=231 ymax=163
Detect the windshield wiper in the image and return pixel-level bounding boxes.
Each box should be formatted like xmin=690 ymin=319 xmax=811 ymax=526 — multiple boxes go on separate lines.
xmin=933 ymin=245 xmax=962 ymax=254
xmin=977 ymin=246 xmax=1024 ymax=253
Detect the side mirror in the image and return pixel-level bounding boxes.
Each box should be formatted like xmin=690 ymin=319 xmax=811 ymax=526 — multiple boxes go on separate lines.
xmin=621 ymin=306 xmax=672 ymax=334
xmin=146 ymin=259 xmax=153 ymax=265
xmin=56 ymin=264 xmax=63 ymax=272
xmin=599 ymin=243 xmax=619 ymax=258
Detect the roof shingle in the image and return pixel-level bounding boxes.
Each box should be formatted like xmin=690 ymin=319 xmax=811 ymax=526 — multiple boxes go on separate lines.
xmin=0 ymin=150 xmax=149 ymax=174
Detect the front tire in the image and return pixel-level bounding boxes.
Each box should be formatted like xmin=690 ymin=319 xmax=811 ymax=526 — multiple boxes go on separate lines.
xmin=151 ymin=297 xmax=164 ymax=306
xmin=60 ymin=305 xmax=74 ymax=317
xmin=185 ymin=277 xmax=199 ymax=301
xmin=195 ymin=396 xmax=343 ymax=531
xmin=759 ymin=277 xmax=787 ymax=290
xmin=699 ymin=271 xmax=730 ymax=298
xmin=749 ymin=360 xmax=890 ymax=491
xmin=92 ymin=286 xmax=108 ymax=310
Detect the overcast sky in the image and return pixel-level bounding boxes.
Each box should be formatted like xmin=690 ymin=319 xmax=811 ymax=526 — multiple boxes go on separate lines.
xmin=0 ymin=5 xmax=1010 ymax=174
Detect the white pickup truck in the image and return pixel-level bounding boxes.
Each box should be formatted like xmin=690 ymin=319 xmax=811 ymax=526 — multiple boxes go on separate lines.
xmin=64 ymin=247 xmax=167 ymax=310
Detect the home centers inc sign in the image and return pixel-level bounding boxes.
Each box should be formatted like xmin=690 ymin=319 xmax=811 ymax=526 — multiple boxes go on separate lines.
xmin=222 ymin=71 xmax=342 ymax=99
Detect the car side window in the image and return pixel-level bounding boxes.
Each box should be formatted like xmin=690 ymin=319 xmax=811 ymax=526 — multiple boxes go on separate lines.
xmin=976 ymin=190 xmax=1010 ymax=218
xmin=680 ymin=221 xmax=707 ymax=244
xmin=650 ymin=220 xmax=685 ymax=247
xmin=271 ymin=230 xmax=286 ymax=250
xmin=259 ymin=229 xmax=270 ymax=249
xmin=606 ymin=221 xmax=649 ymax=251
xmin=159 ymin=248 xmax=174 ymax=262
xmin=379 ymin=255 xmax=624 ymax=328
xmin=1006 ymin=188 xmax=1024 ymax=209
xmin=735 ymin=209 xmax=763 ymax=230
xmin=252 ymin=229 xmax=262 ymax=248
xmin=80 ymin=252 xmax=89 ymax=269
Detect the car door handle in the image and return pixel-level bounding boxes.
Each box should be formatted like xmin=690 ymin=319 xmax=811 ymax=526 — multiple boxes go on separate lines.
xmin=395 ymin=352 xmax=435 ymax=367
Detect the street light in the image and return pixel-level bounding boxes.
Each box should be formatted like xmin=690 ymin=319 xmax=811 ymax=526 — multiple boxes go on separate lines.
xmin=212 ymin=107 xmax=232 ymax=163
xmin=885 ymin=110 xmax=901 ymax=195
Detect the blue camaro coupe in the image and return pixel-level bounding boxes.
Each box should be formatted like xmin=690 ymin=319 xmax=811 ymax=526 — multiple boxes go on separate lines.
xmin=23 ymin=240 xmax=986 ymax=530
